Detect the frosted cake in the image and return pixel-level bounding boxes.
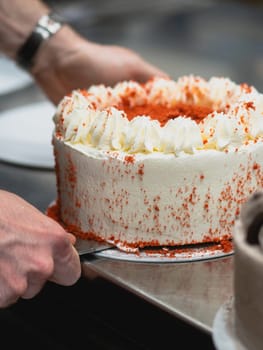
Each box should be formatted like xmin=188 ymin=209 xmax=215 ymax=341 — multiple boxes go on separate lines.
xmin=51 ymin=75 xmax=263 ymax=252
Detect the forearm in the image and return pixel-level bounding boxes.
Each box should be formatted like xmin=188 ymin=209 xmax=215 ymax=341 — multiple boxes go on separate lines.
xmin=0 ymin=0 xmax=49 ymax=59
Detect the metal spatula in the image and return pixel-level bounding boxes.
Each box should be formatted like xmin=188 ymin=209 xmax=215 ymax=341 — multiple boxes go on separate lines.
xmin=74 ymin=237 xmax=114 ymax=256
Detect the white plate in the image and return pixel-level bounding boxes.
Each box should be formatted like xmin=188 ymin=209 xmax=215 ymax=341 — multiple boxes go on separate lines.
xmin=0 ymin=56 xmax=32 ymax=95
xmin=0 ymin=101 xmax=56 ymax=168
xmin=212 ymin=297 xmax=247 ymax=350
xmin=95 ymin=243 xmax=234 ymax=263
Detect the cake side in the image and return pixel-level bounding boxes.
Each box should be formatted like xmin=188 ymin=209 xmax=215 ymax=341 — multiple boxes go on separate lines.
xmin=54 ymin=137 xmax=263 ymax=249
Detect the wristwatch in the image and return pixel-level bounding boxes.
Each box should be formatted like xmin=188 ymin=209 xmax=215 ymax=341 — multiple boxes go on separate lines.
xmin=16 ymin=12 xmax=65 ymax=70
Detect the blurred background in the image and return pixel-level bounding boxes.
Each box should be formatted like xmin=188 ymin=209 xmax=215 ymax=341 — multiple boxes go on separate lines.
xmin=45 ymin=0 xmax=263 ymax=90
xmin=1 ymin=0 xmax=263 ymax=110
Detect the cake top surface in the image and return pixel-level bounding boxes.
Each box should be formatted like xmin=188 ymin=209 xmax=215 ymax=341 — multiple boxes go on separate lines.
xmin=54 ymin=75 xmax=263 ymax=155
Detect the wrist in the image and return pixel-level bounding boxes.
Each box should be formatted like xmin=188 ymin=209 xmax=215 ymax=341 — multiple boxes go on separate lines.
xmin=16 ymin=11 xmax=65 ymax=70
xmin=31 ymin=25 xmax=85 ymax=75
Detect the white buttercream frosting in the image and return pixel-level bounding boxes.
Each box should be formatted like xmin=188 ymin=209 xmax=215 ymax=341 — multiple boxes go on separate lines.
xmin=54 ymin=76 xmax=263 ymax=154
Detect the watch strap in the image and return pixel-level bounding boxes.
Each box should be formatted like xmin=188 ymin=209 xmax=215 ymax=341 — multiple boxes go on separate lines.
xmin=16 ymin=12 xmax=65 ymax=70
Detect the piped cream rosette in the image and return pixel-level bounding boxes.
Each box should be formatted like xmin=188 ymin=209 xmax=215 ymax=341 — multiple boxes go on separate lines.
xmin=54 ymin=75 xmax=263 ymax=155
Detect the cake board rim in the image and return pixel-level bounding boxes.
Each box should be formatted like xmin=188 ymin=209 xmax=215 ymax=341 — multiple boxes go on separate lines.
xmin=94 ymin=244 xmax=233 ymax=263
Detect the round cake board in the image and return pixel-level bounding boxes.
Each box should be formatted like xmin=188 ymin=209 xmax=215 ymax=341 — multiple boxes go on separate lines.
xmin=94 ymin=243 xmax=233 ymax=263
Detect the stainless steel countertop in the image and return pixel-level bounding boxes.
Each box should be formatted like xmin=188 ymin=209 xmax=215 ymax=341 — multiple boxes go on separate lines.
xmin=81 ymin=254 xmax=233 ymax=334
xmin=0 ymin=1 xmax=262 ymax=338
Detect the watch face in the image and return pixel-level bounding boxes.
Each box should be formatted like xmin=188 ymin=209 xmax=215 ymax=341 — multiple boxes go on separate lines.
xmin=38 ymin=12 xmax=64 ymax=35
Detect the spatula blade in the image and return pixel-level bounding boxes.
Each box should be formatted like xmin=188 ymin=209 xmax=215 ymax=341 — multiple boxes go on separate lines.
xmin=75 ymin=237 xmax=114 ymax=256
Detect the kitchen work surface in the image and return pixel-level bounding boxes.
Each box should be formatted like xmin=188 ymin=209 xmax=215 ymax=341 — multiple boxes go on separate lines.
xmin=75 ymin=235 xmax=233 ymax=333
xmin=81 ymin=249 xmax=233 ymax=334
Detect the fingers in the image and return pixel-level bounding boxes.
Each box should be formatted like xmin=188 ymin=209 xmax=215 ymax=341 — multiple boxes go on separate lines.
xmin=0 ymin=191 xmax=81 ymax=307
xmin=130 ymin=52 xmax=169 ymax=83
xmin=0 ymin=244 xmax=81 ymax=307
xmin=22 ymin=241 xmax=81 ymax=298
xmin=21 ymin=278 xmax=46 ymax=300
xmin=33 ymin=68 xmax=68 ymax=105
xmin=0 ymin=282 xmax=20 ymax=308
xmin=67 ymin=232 xmax=77 ymax=245
xmin=134 ymin=63 xmax=169 ymax=83
xmin=50 ymin=244 xmax=81 ymax=286
xmin=0 ymin=233 xmax=80 ymax=307
xmin=141 ymin=62 xmax=170 ymax=80
xmin=21 ymin=258 xmax=54 ymax=299
xmin=0 ymin=274 xmax=46 ymax=306
xmin=0 ymin=292 xmax=19 ymax=308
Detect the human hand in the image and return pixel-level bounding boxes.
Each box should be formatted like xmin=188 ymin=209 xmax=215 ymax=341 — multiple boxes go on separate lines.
xmin=32 ymin=26 xmax=168 ymax=105
xmin=0 ymin=190 xmax=81 ymax=308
